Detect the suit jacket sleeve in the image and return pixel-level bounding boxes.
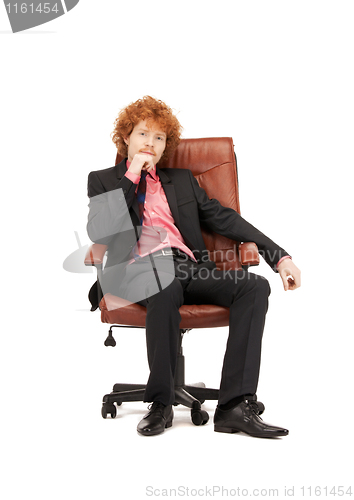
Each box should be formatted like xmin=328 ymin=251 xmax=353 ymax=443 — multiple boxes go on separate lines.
xmin=86 ymin=170 xmax=137 ymax=245
xmin=188 ymin=171 xmax=290 ymax=271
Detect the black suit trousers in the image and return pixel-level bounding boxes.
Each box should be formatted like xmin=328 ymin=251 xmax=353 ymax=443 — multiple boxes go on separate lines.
xmin=116 ymin=253 xmax=271 ymax=406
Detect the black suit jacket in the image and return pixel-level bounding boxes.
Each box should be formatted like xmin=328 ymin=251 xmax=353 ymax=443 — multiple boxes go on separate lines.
xmin=87 ymin=159 xmax=289 ymax=306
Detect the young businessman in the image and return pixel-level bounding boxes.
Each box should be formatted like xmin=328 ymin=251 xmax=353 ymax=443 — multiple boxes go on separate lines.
xmin=87 ymin=96 xmax=301 ymax=437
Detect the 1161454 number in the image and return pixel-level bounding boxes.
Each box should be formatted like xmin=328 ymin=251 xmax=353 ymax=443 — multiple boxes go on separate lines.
xmin=300 ymin=486 xmax=352 ymax=496
xmin=6 ymin=3 xmax=59 ymax=14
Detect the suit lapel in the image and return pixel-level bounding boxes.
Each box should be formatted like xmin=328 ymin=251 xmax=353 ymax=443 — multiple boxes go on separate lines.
xmin=115 ymin=158 xmax=127 ymax=180
xmin=156 ymin=167 xmax=181 ymax=229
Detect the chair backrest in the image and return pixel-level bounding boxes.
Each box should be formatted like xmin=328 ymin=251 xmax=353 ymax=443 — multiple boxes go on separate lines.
xmin=115 ymin=137 xmax=242 ymax=271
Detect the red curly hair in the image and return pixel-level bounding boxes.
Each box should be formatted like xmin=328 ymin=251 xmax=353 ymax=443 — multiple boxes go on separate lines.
xmin=111 ymin=96 xmax=183 ymax=161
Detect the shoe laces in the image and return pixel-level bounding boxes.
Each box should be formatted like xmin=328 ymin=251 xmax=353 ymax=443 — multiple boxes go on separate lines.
xmin=147 ymin=401 xmax=166 ymax=416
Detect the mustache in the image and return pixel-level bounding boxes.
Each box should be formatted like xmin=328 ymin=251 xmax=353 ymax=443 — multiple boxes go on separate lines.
xmin=139 ymin=148 xmax=156 ymax=156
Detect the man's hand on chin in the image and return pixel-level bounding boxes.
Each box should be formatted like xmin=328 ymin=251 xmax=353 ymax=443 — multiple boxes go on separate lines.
xmin=128 ymin=153 xmax=155 ymax=176
xmin=277 ymin=258 xmax=301 ymax=291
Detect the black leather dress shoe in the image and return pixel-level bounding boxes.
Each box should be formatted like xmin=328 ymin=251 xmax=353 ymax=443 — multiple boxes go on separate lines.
xmin=137 ymin=402 xmax=174 ymax=436
xmin=214 ymin=400 xmax=289 ymax=438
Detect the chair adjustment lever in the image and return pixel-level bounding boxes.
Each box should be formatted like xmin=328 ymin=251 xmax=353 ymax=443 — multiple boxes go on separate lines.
xmin=104 ymin=324 xmax=144 ymax=347
xmin=104 ymin=327 xmax=116 ymax=347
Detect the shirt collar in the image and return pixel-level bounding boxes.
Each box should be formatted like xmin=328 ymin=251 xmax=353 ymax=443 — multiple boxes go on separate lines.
xmin=126 ymin=160 xmax=158 ymax=180
xmin=149 ymin=167 xmax=158 ymax=180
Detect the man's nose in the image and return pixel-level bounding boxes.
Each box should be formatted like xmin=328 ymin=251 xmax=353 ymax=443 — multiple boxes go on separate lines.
xmin=144 ymin=134 xmax=154 ymax=147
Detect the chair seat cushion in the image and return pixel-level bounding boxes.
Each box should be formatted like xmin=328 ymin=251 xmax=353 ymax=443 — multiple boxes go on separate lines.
xmin=100 ymin=293 xmax=230 ymax=329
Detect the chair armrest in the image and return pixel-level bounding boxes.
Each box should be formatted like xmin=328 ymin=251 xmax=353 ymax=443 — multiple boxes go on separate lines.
xmin=238 ymin=242 xmax=260 ymax=266
xmin=84 ymin=242 xmax=259 ymax=267
xmin=84 ymin=244 xmax=108 ymax=266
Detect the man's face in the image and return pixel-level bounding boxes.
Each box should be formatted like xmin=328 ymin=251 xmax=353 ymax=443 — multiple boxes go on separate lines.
xmin=124 ymin=120 xmax=167 ymax=166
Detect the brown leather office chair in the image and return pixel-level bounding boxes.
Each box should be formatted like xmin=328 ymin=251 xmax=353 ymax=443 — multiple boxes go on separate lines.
xmin=85 ymin=137 xmax=261 ymax=425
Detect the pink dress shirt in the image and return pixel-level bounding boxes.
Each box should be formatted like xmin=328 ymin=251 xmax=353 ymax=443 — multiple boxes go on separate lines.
xmin=125 ymin=164 xmax=196 ymax=262
xmin=125 ymin=163 xmax=291 ymax=269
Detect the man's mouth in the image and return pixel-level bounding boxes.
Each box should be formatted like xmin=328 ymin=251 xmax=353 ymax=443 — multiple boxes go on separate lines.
xmin=139 ymin=149 xmax=156 ymax=156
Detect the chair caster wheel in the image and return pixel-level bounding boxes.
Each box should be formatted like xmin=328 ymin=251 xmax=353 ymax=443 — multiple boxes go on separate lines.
xmin=191 ymin=409 xmax=209 ymax=426
xmin=101 ymin=402 xmax=117 ymax=419
xmin=247 ymin=396 xmax=265 ymax=416
xmin=256 ymin=401 xmax=265 ymax=415
xmin=250 ymin=400 xmax=265 ymax=415
xmin=250 ymin=401 xmax=265 ymax=415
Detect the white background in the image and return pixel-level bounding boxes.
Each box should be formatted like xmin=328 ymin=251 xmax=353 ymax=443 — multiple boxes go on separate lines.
xmin=1 ymin=1 xmax=353 ymax=499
